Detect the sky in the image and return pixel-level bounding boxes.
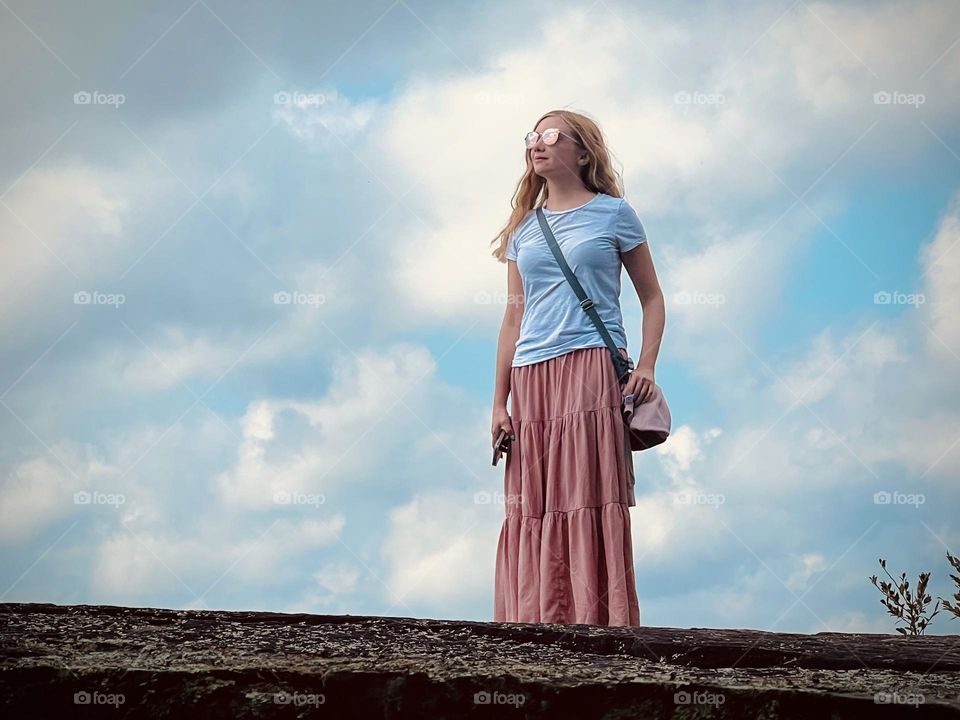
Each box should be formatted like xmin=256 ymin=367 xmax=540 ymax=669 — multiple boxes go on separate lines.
xmin=1 ymin=0 xmax=959 ymax=637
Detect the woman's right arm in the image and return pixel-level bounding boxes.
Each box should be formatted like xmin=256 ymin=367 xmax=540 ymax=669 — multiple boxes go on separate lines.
xmin=491 ymin=259 xmax=524 ymax=446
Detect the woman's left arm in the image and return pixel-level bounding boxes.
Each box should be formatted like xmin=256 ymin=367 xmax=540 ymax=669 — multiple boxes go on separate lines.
xmin=621 ymin=243 xmax=665 ymax=403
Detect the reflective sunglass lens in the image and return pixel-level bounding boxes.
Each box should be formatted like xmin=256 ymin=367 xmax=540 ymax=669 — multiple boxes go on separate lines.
xmin=525 ymin=129 xmax=562 ymax=147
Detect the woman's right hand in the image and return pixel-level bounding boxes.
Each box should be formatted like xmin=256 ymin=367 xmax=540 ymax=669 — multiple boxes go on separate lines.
xmin=491 ymin=405 xmax=515 ymax=448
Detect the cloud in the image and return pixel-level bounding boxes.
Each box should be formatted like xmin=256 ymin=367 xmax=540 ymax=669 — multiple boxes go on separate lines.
xmin=628 ymin=190 xmax=960 ymax=618
xmin=311 ymin=562 xmax=362 ymax=598
xmin=90 ymin=515 xmax=346 ymax=600
xmin=820 ymin=609 xmax=893 ymax=634
xmin=381 ymin=490 xmax=500 ymax=609
xmin=274 ymin=88 xmax=378 ymax=144
xmin=0 ymin=164 xmax=125 ymax=310
xmin=214 ymin=342 xmax=442 ymax=509
xmin=919 ymin=189 xmax=960 ymax=359
xmin=657 ymin=424 xmax=723 ymax=479
xmin=0 ymin=454 xmax=83 ymax=542
xmin=0 ymin=410 xmax=234 ymax=544
xmin=785 ymin=552 xmax=829 ymax=592
xmin=334 ymin=0 xmax=960 ymax=332
xmin=284 ymin=562 xmax=364 ymax=612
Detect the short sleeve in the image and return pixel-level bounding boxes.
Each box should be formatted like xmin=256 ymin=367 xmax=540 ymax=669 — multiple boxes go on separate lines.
xmin=505 ymin=229 xmax=518 ymax=261
xmin=613 ymin=199 xmax=647 ymax=253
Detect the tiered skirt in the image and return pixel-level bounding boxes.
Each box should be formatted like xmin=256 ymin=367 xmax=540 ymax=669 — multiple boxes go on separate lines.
xmin=494 ymin=346 xmax=640 ymax=627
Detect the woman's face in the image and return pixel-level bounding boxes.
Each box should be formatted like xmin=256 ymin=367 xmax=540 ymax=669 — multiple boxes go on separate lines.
xmin=529 ymin=117 xmax=585 ymax=179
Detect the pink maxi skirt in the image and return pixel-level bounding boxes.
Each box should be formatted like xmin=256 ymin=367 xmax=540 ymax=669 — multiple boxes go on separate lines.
xmin=494 ymin=346 xmax=641 ymax=627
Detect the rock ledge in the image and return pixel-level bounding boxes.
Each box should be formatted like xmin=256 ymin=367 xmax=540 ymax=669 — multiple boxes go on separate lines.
xmin=2 ymin=602 xmax=959 ymax=718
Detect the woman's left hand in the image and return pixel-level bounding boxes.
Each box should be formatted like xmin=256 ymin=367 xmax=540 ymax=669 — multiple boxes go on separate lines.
xmin=622 ymin=364 xmax=655 ymax=403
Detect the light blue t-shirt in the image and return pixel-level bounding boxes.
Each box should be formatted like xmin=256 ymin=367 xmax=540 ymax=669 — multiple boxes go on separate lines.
xmin=505 ymin=192 xmax=647 ymax=367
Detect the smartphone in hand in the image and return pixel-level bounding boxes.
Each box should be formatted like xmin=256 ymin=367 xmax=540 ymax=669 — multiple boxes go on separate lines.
xmin=492 ymin=428 xmax=512 ymax=466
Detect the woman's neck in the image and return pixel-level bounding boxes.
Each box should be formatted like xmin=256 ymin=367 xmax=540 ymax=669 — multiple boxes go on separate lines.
xmin=543 ymin=183 xmax=597 ymax=212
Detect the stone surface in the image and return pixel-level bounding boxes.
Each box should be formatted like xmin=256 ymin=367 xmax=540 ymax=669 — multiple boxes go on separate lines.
xmin=2 ymin=602 xmax=959 ymax=718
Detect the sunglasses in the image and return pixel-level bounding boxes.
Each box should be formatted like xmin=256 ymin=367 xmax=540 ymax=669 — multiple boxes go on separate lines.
xmin=524 ymin=128 xmax=583 ymax=149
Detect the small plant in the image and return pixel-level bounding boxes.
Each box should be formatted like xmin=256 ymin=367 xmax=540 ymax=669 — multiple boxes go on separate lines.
xmin=869 ymin=558 xmax=940 ymax=636
xmin=938 ymin=552 xmax=960 ymax=621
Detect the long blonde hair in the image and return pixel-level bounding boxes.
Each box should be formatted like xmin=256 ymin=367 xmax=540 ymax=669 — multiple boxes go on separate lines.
xmin=491 ymin=109 xmax=625 ymax=262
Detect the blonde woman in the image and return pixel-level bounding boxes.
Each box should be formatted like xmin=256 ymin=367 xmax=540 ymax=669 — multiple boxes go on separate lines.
xmin=491 ymin=109 xmax=665 ymax=627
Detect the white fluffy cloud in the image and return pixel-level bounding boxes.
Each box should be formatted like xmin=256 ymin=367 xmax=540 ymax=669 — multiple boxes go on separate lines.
xmin=0 ymin=164 xmax=125 ymax=284
xmin=90 ymin=515 xmax=346 ymax=600
xmin=355 ymin=1 xmax=960 ymax=330
xmin=214 ymin=342 xmax=442 ymax=509
xmin=380 ymin=490 xmax=500 ymax=609
xmin=920 ymin=191 xmax=960 ymax=359
xmin=273 ymin=88 xmax=378 ymax=144
xmin=0 ymin=454 xmax=83 ymax=542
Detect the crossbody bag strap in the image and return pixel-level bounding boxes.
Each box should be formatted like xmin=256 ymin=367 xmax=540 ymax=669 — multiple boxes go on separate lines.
xmin=535 ymin=207 xmax=634 ymax=383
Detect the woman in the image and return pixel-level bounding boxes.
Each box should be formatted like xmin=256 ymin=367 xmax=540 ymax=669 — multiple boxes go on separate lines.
xmin=490 ymin=109 xmax=665 ymax=627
